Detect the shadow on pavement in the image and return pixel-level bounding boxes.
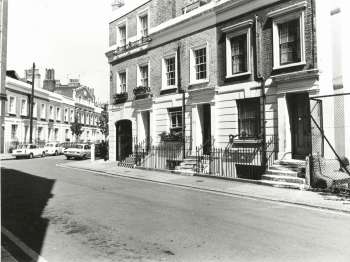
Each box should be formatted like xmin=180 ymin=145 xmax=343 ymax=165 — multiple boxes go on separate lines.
xmin=1 ymin=167 xmax=55 ymax=260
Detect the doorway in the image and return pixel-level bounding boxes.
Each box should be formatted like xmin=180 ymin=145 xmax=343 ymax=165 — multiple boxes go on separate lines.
xmin=287 ymin=93 xmax=311 ymax=159
xmin=116 ymin=120 xmax=132 ymax=161
xmin=141 ymin=111 xmax=151 ymax=151
xmin=198 ymin=104 xmax=211 ymax=155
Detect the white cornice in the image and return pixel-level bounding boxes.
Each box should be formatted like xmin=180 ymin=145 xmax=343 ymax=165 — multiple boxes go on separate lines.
xmin=267 ymin=1 xmax=307 ymax=18
xmin=221 ymin=19 xmax=254 ymax=32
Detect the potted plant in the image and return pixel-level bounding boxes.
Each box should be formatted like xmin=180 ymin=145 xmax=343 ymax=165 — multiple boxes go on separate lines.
xmin=113 ymin=92 xmax=128 ymax=104
xmin=133 ymin=86 xmax=151 ymax=99
xmin=159 ymin=131 xmax=182 ymax=142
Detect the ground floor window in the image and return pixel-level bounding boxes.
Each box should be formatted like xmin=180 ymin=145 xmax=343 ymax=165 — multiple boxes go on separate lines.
xmin=11 ymin=125 xmax=17 ymax=140
xmin=237 ymin=98 xmax=260 ymax=138
xmin=168 ymin=107 xmax=182 ymax=134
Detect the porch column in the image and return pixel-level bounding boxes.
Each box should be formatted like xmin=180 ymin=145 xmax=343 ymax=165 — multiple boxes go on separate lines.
xmin=277 ymin=94 xmax=292 ymax=159
xmin=210 ymin=103 xmax=216 ymax=147
xmin=191 ymin=105 xmax=198 ymax=154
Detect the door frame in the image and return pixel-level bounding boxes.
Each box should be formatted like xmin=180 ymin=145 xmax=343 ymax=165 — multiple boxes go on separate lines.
xmin=115 ymin=119 xmax=133 ymax=161
xmin=287 ymin=92 xmax=312 ymax=159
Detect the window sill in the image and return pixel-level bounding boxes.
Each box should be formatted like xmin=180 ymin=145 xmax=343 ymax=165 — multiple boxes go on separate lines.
xmin=225 ymin=72 xmax=251 ymax=79
xmin=160 ymin=88 xmax=177 ymax=95
xmin=273 ymin=61 xmax=306 ymax=71
xmin=189 ymin=79 xmax=209 ymax=86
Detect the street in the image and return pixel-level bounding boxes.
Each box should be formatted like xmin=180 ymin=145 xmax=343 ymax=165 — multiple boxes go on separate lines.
xmin=1 ymin=156 xmax=350 ymax=262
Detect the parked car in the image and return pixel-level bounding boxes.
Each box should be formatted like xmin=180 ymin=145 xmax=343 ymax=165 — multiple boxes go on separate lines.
xmin=63 ymin=144 xmax=91 ymax=160
xmin=43 ymin=142 xmax=63 ymax=156
xmin=12 ymin=144 xmax=45 ymax=159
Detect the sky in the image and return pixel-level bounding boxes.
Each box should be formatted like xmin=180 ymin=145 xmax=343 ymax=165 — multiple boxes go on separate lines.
xmin=7 ymin=0 xmax=115 ymax=102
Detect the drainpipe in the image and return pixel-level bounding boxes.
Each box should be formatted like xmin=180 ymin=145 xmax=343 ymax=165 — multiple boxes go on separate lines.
xmin=177 ymin=44 xmax=186 ymax=160
xmin=255 ymin=15 xmax=267 ymax=166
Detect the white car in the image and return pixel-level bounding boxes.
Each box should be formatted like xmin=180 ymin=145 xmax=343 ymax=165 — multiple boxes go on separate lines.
xmin=63 ymin=144 xmax=91 ymax=160
xmin=44 ymin=142 xmax=63 ymax=156
xmin=12 ymin=144 xmax=45 ymax=159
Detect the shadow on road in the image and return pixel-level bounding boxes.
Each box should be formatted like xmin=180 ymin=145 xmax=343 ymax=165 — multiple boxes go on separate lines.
xmin=1 ymin=167 xmax=55 ymax=260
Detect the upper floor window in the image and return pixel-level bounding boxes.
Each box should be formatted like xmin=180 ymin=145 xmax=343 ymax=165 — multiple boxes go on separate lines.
xmin=21 ymin=99 xmax=27 ymax=116
xmin=223 ymin=20 xmax=252 ymax=78
xmin=140 ymin=14 xmax=148 ymax=37
xmin=268 ymin=2 xmax=306 ymax=69
xmin=117 ymin=24 xmax=127 ymax=47
xmin=237 ymin=98 xmax=260 ymax=139
xmin=278 ymin=19 xmax=300 ymax=65
xmin=138 ymin=64 xmax=149 ymax=87
xmin=162 ymin=56 xmax=176 ymax=89
xmin=49 ymin=106 xmax=54 ymax=119
xmin=190 ymin=45 xmax=208 ymax=84
xmin=64 ymin=108 xmax=68 ymax=122
xmin=33 ymin=102 xmax=37 ymax=118
xmin=70 ymin=109 xmax=74 ymax=122
xmin=9 ymin=96 xmax=16 ymax=114
xmin=56 ymin=107 xmax=61 ymax=121
xmin=117 ymin=71 xmax=127 ymax=93
xmin=41 ymin=104 xmax=46 ymax=118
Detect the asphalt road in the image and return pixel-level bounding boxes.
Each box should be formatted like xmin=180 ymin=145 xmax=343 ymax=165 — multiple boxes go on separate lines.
xmin=1 ymin=156 xmax=350 ymax=262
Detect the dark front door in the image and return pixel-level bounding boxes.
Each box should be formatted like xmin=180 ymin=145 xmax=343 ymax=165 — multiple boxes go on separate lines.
xmin=202 ymin=104 xmax=211 ymax=155
xmin=116 ymin=120 xmax=132 ymax=161
xmin=143 ymin=111 xmax=151 ymax=151
xmin=288 ymin=93 xmax=311 ymax=159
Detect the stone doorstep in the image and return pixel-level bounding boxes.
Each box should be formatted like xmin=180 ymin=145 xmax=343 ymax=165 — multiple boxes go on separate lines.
xmin=259 ymin=180 xmax=307 ymax=190
xmin=261 ymin=174 xmax=305 ymax=184
xmin=265 ymin=169 xmax=299 ymax=177
xmin=277 ymin=159 xmax=307 ymax=168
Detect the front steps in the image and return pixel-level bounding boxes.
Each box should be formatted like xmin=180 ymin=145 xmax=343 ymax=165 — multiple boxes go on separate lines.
xmin=173 ymin=156 xmax=198 ymax=175
xmin=261 ymin=159 xmax=307 ymax=190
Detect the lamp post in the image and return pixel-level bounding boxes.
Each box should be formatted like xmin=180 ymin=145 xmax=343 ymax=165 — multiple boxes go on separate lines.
xmin=29 ymin=63 xmax=35 ymax=144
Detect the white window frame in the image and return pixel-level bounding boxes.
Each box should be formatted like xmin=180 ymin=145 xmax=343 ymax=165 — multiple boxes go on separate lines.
xmin=189 ymin=43 xmax=209 ymax=85
xmin=49 ymin=105 xmax=54 ymax=120
xmin=70 ymin=109 xmax=74 ymax=122
xmin=56 ymin=107 xmax=61 ymax=121
xmin=137 ymin=8 xmax=150 ymax=39
xmin=162 ymin=53 xmax=177 ymax=90
xmin=223 ymin=20 xmax=253 ymax=78
xmin=41 ymin=103 xmax=46 ymax=118
xmin=116 ymin=69 xmax=127 ymax=94
xmin=116 ymin=19 xmax=127 ymax=47
xmin=8 ymin=96 xmax=16 ymax=114
xmin=268 ymin=2 xmax=307 ymax=70
xmin=20 ymin=99 xmax=28 ymax=116
xmin=32 ymin=102 xmax=37 ymax=118
xmin=137 ymin=62 xmax=150 ymax=87
xmin=64 ymin=108 xmax=68 ymax=122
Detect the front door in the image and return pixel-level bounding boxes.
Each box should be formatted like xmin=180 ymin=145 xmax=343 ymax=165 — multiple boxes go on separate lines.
xmin=288 ymin=93 xmax=311 ymax=159
xmin=116 ymin=120 xmax=132 ymax=161
xmin=202 ymin=104 xmax=211 ymax=155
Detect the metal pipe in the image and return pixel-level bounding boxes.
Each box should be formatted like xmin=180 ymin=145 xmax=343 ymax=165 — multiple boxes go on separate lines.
xmin=29 ymin=63 xmax=35 ymax=144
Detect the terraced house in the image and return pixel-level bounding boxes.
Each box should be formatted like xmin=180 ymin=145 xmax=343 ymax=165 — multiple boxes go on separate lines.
xmin=106 ymin=0 xmax=350 ymax=188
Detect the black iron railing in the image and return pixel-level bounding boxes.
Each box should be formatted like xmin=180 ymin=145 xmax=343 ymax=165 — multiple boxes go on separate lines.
xmin=114 ymin=36 xmax=152 ymax=56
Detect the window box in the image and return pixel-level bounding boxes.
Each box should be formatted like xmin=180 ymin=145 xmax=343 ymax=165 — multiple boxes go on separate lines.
xmin=159 ymin=131 xmax=183 ymax=142
xmin=133 ymin=86 xmax=151 ymax=100
xmin=113 ymin=92 xmax=128 ymax=104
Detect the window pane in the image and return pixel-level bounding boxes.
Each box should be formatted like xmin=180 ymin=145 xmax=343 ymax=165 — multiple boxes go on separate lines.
xmin=278 ymin=19 xmax=300 ymax=65
xmin=237 ymin=98 xmax=260 ymax=138
xmin=231 ymin=34 xmax=247 ymax=74
xmin=194 ymin=48 xmax=207 ymax=80
xmin=165 ymin=57 xmax=176 ymax=86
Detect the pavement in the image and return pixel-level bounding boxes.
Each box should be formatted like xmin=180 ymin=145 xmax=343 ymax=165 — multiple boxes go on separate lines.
xmin=58 ymin=159 xmax=350 ymax=214
xmin=0 ymin=153 xmax=15 ymax=161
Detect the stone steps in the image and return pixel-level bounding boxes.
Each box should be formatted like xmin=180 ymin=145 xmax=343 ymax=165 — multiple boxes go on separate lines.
xmin=259 ymin=180 xmax=307 ymax=190
xmin=261 ymin=174 xmax=305 ymax=184
xmin=261 ymin=159 xmax=307 ymax=190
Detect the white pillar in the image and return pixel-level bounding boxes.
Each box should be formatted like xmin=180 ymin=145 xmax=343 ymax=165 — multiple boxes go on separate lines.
xmin=277 ymin=94 xmax=291 ymax=159
xmin=91 ymin=144 xmax=95 ymax=162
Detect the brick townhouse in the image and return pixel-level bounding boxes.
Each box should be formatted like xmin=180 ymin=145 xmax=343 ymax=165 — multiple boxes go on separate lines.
xmin=106 ymin=0 xmax=349 ymax=182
